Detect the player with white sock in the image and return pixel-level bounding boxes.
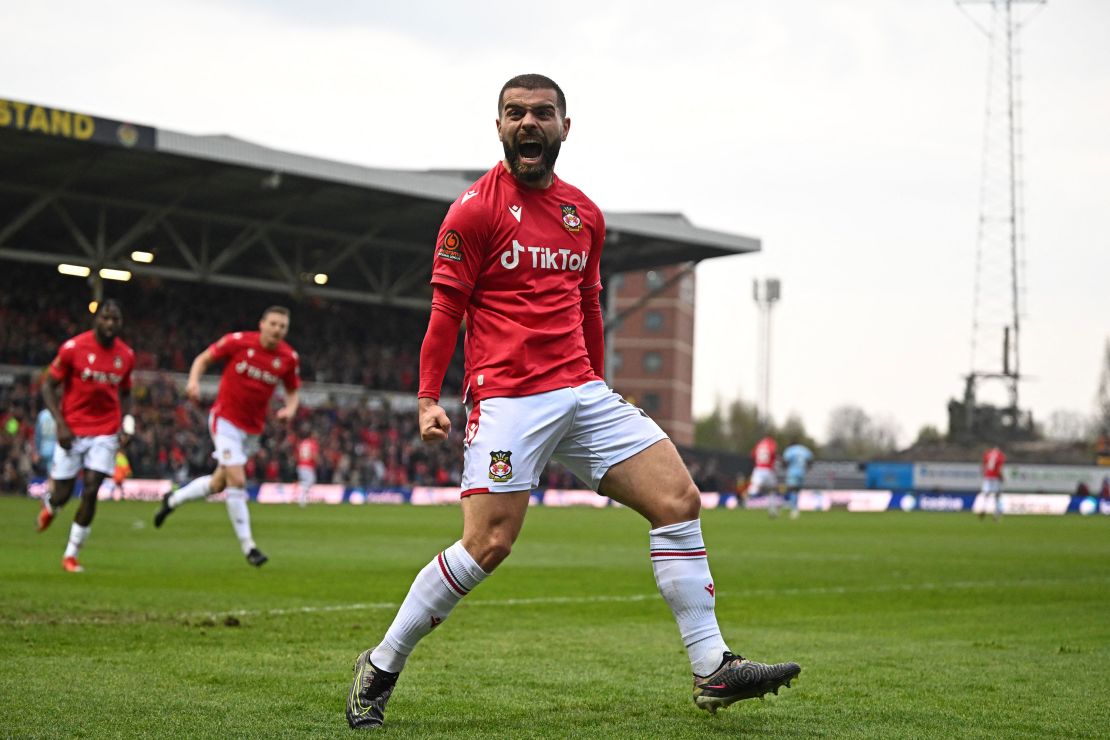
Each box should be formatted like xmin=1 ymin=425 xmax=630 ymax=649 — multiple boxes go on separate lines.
xmin=153 ymin=306 xmax=300 ymax=567
xmin=345 ymin=74 xmax=800 ymax=730
xmin=36 ymin=300 xmax=135 ymax=573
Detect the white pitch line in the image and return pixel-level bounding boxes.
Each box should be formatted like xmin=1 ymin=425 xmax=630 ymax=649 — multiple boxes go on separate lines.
xmin=8 ymin=575 xmax=1106 ymax=626
xmin=196 ymin=574 xmax=1110 ymax=621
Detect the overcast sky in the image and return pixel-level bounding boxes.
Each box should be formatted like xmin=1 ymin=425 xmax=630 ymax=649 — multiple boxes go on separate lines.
xmin=4 ymin=0 xmax=1108 ymax=445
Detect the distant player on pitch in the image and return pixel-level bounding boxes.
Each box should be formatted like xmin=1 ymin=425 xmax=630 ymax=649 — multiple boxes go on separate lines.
xmin=153 ymin=306 xmax=300 ymax=566
xmin=345 ymin=73 xmax=799 ymax=731
xmin=978 ymin=445 xmax=1005 ymax=521
xmin=748 ymin=435 xmax=780 ymax=517
xmin=781 ymin=440 xmax=814 ymax=520
xmin=36 ymin=300 xmax=135 ymax=573
xmin=295 ymin=426 xmax=319 ymax=507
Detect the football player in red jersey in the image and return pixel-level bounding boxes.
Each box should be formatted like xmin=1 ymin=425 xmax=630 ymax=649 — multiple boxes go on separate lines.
xmin=295 ymin=426 xmax=319 ymax=507
xmin=37 ymin=300 xmax=135 ymax=573
xmin=345 ymin=74 xmax=799 ymax=730
xmin=747 ymin=435 xmax=780 ymax=516
xmin=153 ymin=306 xmax=300 ymax=567
xmin=979 ymin=445 xmax=1006 ymax=521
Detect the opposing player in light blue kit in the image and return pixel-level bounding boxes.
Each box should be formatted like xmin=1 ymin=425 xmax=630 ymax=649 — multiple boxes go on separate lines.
xmin=781 ymin=442 xmax=814 ymax=520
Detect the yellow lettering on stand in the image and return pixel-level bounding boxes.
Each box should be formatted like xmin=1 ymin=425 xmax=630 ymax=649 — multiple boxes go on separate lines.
xmin=50 ymin=109 xmax=72 ymax=137
xmin=10 ymin=101 xmax=28 ymax=128
xmin=28 ymin=106 xmax=49 ymax=133
xmin=74 ymin=115 xmax=94 ymax=140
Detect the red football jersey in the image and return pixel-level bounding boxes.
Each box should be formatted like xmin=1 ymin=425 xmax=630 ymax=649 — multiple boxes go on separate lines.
xmin=982 ymin=447 xmax=1005 ymax=479
xmin=48 ymin=330 xmax=134 ymax=436
xmin=753 ymin=437 xmax=777 ymax=470
xmin=296 ymin=437 xmax=319 ymax=468
xmin=429 ymin=164 xmax=605 ymax=402
xmin=208 ymin=331 xmax=300 ymax=434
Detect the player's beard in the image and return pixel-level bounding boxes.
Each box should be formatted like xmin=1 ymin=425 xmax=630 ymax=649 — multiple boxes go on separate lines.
xmin=502 ymin=136 xmax=561 ymax=184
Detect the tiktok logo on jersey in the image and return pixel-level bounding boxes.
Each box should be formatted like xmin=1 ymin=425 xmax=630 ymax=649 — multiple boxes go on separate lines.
xmin=499 ymin=239 xmax=588 ymax=272
xmin=235 ymin=360 xmax=281 ymax=385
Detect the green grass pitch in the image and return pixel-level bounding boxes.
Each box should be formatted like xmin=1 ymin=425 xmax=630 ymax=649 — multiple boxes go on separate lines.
xmin=2 ymin=496 xmax=1108 ymax=738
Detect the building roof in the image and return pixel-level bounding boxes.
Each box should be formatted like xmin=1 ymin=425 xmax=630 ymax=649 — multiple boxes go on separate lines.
xmin=0 ymin=97 xmax=759 ymax=308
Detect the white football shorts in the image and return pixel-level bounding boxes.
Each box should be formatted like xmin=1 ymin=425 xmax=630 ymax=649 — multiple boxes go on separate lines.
xmin=747 ymin=467 xmax=778 ymax=495
xmin=460 ymin=380 xmax=668 ymax=496
xmin=51 ymin=434 xmax=118 ymax=479
xmin=209 ymin=413 xmax=260 ymax=467
xmin=980 ymin=478 xmax=1002 ymax=495
xmin=297 ymin=464 xmax=316 ymax=488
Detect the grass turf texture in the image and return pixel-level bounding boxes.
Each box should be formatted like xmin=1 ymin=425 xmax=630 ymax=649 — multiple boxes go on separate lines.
xmin=2 ymin=496 xmax=1108 ymax=739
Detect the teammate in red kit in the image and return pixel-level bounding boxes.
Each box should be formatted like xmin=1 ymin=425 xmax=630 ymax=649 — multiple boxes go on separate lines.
xmin=295 ymin=427 xmax=319 ymax=507
xmin=978 ymin=445 xmax=1006 ymax=521
xmin=345 ymin=74 xmax=800 ymax=730
xmin=153 ymin=306 xmax=300 ymax=567
xmin=36 ymin=300 xmax=135 ymax=573
xmin=748 ymin=435 xmax=780 ymax=517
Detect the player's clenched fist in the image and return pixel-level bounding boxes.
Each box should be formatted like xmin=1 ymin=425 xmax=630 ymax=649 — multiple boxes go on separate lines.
xmin=418 ymin=397 xmax=451 ymax=443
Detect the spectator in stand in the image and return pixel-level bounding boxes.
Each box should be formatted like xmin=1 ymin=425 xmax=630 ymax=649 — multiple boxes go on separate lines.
xmin=979 ymin=445 xmax=1006 ymax=522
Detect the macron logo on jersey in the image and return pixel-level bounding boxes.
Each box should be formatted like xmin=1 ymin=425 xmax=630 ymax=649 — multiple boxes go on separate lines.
xmin=461 ymin=189 xmax=479 ymax=204
xmin=508 ymin=204 xmax=522 ymax=222
xmin=499 ymin=239 xmax=588 ymax=272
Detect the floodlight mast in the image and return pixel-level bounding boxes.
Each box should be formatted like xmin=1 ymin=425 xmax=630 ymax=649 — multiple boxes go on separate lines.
xmin=956 ymin=0 xmax=1044 ymax=430
xmin=753 ymin=278 xmax=780 ymax=430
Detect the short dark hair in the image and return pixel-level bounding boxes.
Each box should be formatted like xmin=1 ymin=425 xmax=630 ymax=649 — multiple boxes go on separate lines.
xmin=262 ymin=305 xmax=290 ymax=320
xmin=96 ymin=298 xmax=122 ymax=316
xmin=498 ymin=74 xmax=566 ymax=117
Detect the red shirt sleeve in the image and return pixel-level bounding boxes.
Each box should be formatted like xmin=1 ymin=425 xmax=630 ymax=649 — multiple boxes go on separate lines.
xmin=418 ymin=284 xmax=467 ymax=400
xmin=429 ymin=196 xmax=489 ymax=296
xmin=49 ymin=340 xmax=73 ymax=382
xmin=284 ymin=350 xmax=301 ymax=391
xmin=120 ymin=349 xmax=134 ymax=392
xmin=581 ymin=290 xmax=605 ymax=379
xmin=208 ymin=333 xmax=239 ymax=362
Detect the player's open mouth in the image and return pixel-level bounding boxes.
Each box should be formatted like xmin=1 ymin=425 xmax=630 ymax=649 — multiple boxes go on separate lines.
xmin=518 ymin=139 xmax=543 ymax=161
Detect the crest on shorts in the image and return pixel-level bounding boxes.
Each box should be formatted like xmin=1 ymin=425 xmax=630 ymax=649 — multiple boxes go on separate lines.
xmin=488 ymin=450 xmax=513 ymax=482
xmin=561 ymin=204 xmax=582 ymax=233
xmin=437 ymin=229 xmax=463 ymax=262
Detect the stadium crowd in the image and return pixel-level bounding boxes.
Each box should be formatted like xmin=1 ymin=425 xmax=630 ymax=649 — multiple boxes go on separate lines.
xmin=1 ymin=263 xmax=728 ymax=495
xmin=0 ymin=369 xmax=592 ymax=492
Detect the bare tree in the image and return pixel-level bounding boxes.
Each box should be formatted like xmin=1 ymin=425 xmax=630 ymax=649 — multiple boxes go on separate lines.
xmin=1044 ymin=410 xmax=1093 ymax=442
xmin=825 ymin=404 xmax=900 ymax=459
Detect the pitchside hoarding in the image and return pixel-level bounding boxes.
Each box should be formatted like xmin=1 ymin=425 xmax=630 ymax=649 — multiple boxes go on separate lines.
xmin=912 ymin=462 xmax=1108 ymax=494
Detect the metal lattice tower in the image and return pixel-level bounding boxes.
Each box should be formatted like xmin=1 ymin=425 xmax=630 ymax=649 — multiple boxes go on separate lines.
xmin=752 ymin=278 xmax=780 ymax=428
xmin=957 ymin=0 xmax=1044 ymax=422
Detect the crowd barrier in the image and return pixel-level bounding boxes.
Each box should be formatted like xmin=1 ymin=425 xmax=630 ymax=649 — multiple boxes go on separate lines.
xmin=22 ymin=478 xmax=1110 ymax=516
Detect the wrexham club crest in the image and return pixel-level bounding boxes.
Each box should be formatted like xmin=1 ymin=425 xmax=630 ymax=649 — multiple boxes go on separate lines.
xmin=560 ymin=204 xmax=581 ymax=232
xmin=488 ymin=450 xmax=513 ymax=482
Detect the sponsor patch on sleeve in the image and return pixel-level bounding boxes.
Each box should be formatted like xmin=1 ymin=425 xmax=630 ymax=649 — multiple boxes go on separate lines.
xmin=436 ymin=229 xmax=464 ymax=262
